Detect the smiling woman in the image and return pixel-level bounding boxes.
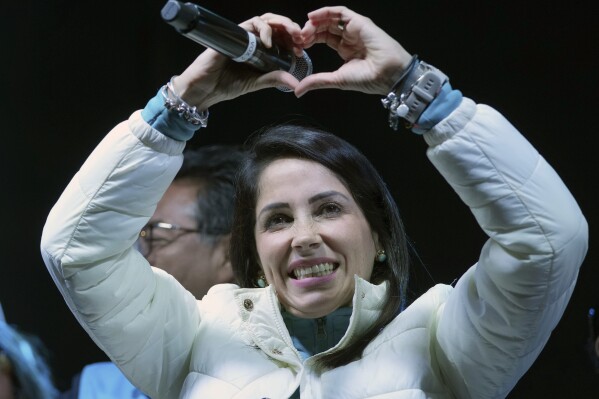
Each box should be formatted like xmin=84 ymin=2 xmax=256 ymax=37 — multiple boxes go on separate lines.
xmin=231 ymin=123 xmax=410 ymax=370
xmin=254 ymin=157 xmax=379 ymax=314
xmin=40 ymin=4 xmax=587 ymax=399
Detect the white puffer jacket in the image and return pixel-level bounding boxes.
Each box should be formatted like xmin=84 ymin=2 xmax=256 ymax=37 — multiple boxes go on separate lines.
xmin=41 ymin=98 xmax=588 ymax=399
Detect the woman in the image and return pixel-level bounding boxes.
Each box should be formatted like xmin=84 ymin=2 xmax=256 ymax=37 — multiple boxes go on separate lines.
xmin=41 ymin=6 xmax=588 ymax=399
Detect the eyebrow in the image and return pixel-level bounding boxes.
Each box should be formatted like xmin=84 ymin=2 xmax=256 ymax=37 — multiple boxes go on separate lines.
xmin=308 ymin=190 xmax=349 ymax=204
xmin=257 ymin=190 xmax=350 ymax=218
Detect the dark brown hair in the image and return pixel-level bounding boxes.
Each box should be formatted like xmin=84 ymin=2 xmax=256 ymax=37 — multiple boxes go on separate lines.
xmin=230 ymin=122 xmax=410 ymax=370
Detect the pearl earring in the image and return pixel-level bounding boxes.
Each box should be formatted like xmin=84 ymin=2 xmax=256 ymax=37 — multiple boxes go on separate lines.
xmin=256 ymin=274 xmax=267 ymax=288
xmin=376 ymin=249 xmax=387 ymax=263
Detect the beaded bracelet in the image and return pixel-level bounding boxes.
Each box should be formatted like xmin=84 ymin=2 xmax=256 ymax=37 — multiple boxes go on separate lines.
xmin=161 ymin=76 xmax=209 ymax=127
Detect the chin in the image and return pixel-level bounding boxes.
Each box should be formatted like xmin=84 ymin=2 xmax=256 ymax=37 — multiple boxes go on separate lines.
xmin=285 ymin=294 xmax=345 ymax=319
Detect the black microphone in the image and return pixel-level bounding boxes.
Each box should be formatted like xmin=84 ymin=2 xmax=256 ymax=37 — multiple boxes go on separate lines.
xmin=161 ymin=1 xmax=312 ymax=87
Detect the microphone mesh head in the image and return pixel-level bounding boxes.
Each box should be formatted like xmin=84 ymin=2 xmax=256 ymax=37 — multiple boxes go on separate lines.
xmin=277 ymin=50 xmax=313 ymax=92
xmin=290 ymin=51 xmax=313 ymax=81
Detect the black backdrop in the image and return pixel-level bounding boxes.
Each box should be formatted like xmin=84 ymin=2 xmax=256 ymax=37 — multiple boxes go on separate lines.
xmin=2 ymin=1 xmax=598 ymax=396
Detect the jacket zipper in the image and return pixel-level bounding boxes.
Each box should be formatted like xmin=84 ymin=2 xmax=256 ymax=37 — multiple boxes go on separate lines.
xmin=316 ymin=317 xmax=327 ymax=352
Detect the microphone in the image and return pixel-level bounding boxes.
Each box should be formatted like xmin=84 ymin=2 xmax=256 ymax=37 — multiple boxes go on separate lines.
xmin=161 ymin=1 xmax=312 ymax=90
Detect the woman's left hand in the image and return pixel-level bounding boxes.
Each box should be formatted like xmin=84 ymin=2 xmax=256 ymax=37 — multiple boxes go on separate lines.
xmin=295 ymin=6 xmax=412 ymax=98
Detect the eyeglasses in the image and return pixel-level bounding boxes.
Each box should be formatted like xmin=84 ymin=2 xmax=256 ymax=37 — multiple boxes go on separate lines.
xmin=137 ymin=222 xmax=199 ymax=257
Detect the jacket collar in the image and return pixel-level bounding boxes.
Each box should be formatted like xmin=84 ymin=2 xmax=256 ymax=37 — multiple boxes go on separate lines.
xmin=234 ymin=276 xmax=389 ymax=363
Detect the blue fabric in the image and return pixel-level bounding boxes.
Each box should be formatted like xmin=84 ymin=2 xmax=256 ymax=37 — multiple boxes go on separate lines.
xmin=412 ymin=82 xmax=463 ymax=134
xmin=283 ymin=307 xmax=352 ymax=399
xmin=140 ymin=81 xmax=461 ymax=140
xmin=282 ymin=307 xmax=352 ymax=359
xmin=141 ymin=89 xmax=199 ymax=142
xmin=77 ymin=362 xmax=148 ymax=399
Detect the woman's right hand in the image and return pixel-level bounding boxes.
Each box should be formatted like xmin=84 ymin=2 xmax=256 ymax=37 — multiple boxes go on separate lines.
xmin=173 ymin=13 xmax=304 ymax=111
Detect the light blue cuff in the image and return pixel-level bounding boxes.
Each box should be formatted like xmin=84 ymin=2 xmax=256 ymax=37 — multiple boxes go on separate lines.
xmin=141 ymin=89 xmax=199 ymax=142
xmin=412 ymin=82 xmax=462 ymax=134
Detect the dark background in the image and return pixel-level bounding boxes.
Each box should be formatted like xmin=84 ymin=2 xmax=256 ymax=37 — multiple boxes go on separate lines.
xmin=2 ymin=1 xmax=598 ymax=396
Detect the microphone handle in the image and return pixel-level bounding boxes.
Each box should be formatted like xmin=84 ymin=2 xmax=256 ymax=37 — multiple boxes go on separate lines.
xmin=161 ymin=1 xmax=293 ymax=72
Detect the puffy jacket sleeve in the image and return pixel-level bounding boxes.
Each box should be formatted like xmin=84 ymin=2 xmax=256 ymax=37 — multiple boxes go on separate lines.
xmin=40 ymin=111 xmax=200 ymax=399
xmin=426 ymin=98 xmax=588 ymax=398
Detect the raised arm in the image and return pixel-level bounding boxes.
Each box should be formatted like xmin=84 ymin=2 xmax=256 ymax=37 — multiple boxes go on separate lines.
xmin=427 ymin=99 xmax=587 ymax=398
xmin=40 ymin=12 xmax=303 ymax=399
xmin=296 ymin=6 xmax=588 ymax=398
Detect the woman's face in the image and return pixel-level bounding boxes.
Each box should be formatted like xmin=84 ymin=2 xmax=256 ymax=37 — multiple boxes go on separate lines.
xmin=254 ymin=158 xmax=378 ymax=318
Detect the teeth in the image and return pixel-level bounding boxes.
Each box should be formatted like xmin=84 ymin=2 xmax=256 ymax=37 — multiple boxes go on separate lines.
xmin=292 ymin=263 xmax=335 ymax=280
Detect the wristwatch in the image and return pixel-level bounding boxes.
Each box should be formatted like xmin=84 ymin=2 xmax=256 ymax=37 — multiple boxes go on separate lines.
xmin=382 ymin=61 xmax=448 ymax=130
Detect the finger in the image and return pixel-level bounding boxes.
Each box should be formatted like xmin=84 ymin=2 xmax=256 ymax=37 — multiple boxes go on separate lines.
xmin=253 ymin=70 xmax=301 ymax=92
xmin=301 ymin=12 xmax=344 ymax=39
xmin=306 ymin=6 xmax=358 ymax=36
xmin=306 ymin=6 xmax=352 ymax=24
xmin=242 ymin=16 xmax=273 ymax=47
xmin=260 ymin=13 xmax=302 ymax=37
xmin=300 ymin=19 xmax=319 ymax=49
xmin=302 ymin=7 xmax=365 ymax=52
xmin=302 ymin=21 xmax=343 ymax=45
xmin=263 ymin=15 xmax=304 ymax=57
xmin=244 ymin=14 xmax=304 ymax=56
xmin=312 ymin=31 xmax=345 ymax=56
xmin=294 ymin=72 xmax=342 ymax=97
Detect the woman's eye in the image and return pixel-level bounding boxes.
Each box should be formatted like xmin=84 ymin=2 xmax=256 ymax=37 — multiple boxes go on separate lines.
xmin=264 ymin=214 xmax=292 ymax=230
xmin=319 ymin=202 xmax=342 ymax=217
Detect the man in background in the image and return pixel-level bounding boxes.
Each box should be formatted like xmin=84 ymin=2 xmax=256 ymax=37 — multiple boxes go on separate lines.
xmin=60 ymin=145 xmax=245 ymax=398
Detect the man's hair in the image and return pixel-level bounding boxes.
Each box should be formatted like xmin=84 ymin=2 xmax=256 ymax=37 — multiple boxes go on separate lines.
xmin=176 ymin=145 xmax=246 ymax=244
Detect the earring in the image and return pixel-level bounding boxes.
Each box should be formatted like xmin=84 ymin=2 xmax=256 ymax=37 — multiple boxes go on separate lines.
xmin=376 ymin=249 xmax=387 ymax=263
xmin=256 ymin=274 xmax=267 ymax=288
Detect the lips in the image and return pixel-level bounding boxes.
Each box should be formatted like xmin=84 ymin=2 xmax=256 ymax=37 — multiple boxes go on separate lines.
xmin=289 ymin=262 xmax=338 ymax=280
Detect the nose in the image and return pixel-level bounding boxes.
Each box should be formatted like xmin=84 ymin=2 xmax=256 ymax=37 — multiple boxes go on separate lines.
xmin=291 ymin=218 xmax=322 ymax=252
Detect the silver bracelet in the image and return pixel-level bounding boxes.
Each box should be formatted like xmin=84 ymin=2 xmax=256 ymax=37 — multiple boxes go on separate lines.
xmin=161 ymin=76 xmax=209 ymax=127
xmin=381 ymin=61 xmax=448 ymax=130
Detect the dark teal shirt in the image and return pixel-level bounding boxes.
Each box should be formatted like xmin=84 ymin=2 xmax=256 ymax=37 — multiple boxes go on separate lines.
xmin=282 ymin=307 xmax=352 ymax=398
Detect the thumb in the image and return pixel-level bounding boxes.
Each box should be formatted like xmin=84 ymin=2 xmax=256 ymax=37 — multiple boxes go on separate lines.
xmin=295 ymin=72 xmax=341 ymax=98
xmin=253 ymin=70 xmax=300 ymax=92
